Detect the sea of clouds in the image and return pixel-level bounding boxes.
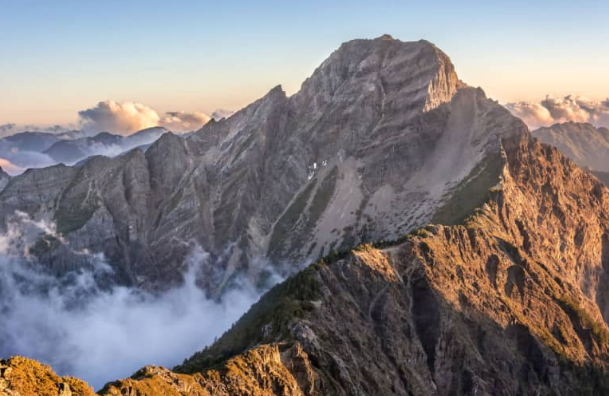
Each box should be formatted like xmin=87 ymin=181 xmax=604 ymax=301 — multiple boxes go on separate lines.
xmin=505 ymin=95 xmax=609 ymax=130
xmin=0 ymin=211 xmax=276 ymax=390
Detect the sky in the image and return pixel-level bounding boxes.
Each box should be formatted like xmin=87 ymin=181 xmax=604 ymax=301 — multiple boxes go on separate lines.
xmin=1 ymin=0 xmax=608 ymax=128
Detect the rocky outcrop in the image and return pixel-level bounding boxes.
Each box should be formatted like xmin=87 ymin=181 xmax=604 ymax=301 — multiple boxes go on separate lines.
xmin=100 ymin=345 xmax=312 ymax=396
xmin=100 ymin=132 xmax=609 ymax=395
xmin=0 ymin=36 xmax=525 ymax=293
xmin=533 ymin=122 xmax=609 ymax=172
xmin=0 ymin=356 xmax=94 ymax=396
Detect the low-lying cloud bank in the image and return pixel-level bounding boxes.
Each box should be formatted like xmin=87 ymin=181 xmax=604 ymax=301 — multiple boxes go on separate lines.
xmin=0 ymin=212 xmax=278 ymax=390
xmin=505 ymin=95 xmax=609 ymax=130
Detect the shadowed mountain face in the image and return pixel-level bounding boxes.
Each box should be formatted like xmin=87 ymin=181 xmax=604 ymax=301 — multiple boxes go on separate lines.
xmin=0 ymin=37 xmax=525 ymax=293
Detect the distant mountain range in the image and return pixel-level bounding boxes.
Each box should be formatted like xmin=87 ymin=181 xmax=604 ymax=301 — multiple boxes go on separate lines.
xmin=0 ymin=127 xmax=174 ymax=175
xmin=44 ymin=127 xmax=168 ymax=164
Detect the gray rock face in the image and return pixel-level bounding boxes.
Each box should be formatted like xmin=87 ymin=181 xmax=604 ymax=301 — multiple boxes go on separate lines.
xmin=0 ymin=36 xmax=526 ymax=292
xmin=533 ymin=122 xmax=609 ymax=172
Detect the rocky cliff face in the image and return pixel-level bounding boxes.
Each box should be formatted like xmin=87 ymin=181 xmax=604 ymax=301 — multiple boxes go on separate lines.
xmin=0 ymin=36 xmax=524 ymax=293
xmin=533 ymin=122 xmax=609 ymax=172
xmin=99 ymin=132 xmax=609 ymax=396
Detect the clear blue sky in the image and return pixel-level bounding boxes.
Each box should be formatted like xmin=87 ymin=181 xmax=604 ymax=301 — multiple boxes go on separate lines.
xmin=1 ymin=0 xmax=608 ymax=125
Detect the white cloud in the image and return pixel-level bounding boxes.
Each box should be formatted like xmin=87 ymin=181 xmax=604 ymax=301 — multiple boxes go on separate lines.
xmin=79 ymin=101 xmax=161 ymax=136
xmin=0 ymin=212 xmax=281 ymax=390
xmin=159 ymin=111 xmax=211 ymax=132
xmin=0 ymin=158 xmax=25 ymax=175
xmin=78 ymin=101 xmax=215 ymax=135
xmin=0 ymin=151 xmax=57 ymax=175
xmin=211 ymin=109 xmax=235 ymax=121
xmin=505 ymin=95 xmax=609 ymax=130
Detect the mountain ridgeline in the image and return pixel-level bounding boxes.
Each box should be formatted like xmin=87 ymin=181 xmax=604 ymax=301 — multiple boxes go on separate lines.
xmin=0 ymin=36 xmax=523 ymax=294
xmin=3 ymin=36 xmax=609 ymax=396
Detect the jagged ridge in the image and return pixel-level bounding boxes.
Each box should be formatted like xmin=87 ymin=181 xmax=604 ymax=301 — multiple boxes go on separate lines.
xmin=100 ymin=132 xmax=609 ymax=395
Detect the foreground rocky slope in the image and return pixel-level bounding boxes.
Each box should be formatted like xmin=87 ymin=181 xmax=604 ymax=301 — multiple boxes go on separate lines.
xmin=0 ymin=36 xmax=524 ymax=293
xmin=97 ymin=131 xmax=609 ymax=395
xmin=0 ymin=357 xmax=94 ymax=396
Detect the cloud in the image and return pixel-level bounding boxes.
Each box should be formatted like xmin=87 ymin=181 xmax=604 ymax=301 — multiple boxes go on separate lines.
xmin=211 ymin=109 xmax=235 ymax=121
xmin=0 ymin=158 xmax=24 ymax=175
xmin=159 ymin=111 xmax=211 ymax=132
xmin=505 ymin=95 xmax=609 ymax=130
xmin=0 ymin=123 xmax=17 ymax=138
xmin=78 ymin=101 xmax=216 ymax=135
xmin=0 ymin=151 xmax=58 ymax=175
xmin=79 ymin=101 xmax=161 ymax=136
xmin=0 ymin=212 xmax=281 ymax=390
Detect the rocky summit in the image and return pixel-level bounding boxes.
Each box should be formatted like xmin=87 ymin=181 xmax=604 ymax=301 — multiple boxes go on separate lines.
xmin=4 ymin=36 xmax=609 ymax=396
xmin=0 ymin=36 xmax=524 ymax=294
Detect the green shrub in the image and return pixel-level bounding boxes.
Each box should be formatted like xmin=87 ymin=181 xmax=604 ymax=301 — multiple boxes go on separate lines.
xmin=558 ymin=296 xmax=609 ymax=346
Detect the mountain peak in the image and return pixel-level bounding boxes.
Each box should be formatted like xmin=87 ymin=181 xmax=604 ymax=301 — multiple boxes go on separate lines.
xmin=377 ymin=33 xmax=394 ymax=40
xmin=293 ymin=36 xmax=460 ymax=120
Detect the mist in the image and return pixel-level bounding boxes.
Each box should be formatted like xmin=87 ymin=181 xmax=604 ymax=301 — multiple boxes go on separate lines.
xmin=0 ymin=212 xmax=278 ymax=390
